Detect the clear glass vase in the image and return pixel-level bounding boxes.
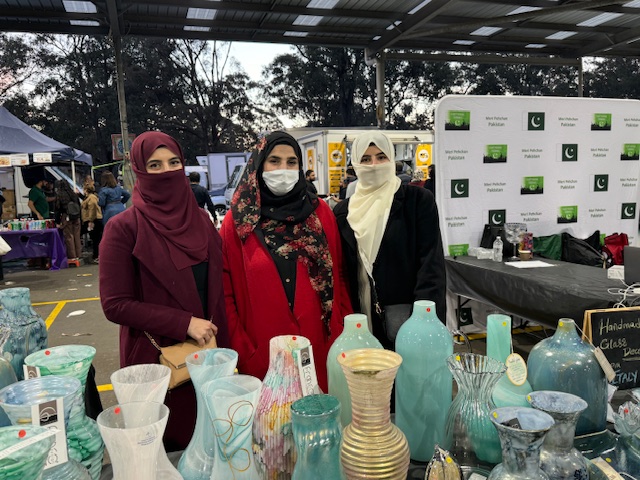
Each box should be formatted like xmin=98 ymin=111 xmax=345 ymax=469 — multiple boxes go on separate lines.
xmin=291 ymin=394 xmax=346 ymax=480
xmin=253 ymin=335 xmax=309 ymax=479
xmin=444 ymin=353 xmax=506 ymax=468
xmin=203 ymin=374 xmax=262 ymax=480
xmin=0 ymin=287 xmax=48 ymax=380
xmin=0 ymin=424 xmax=54 ymax=480
xmin=327 ymin=313 xmax=383 ymax=427
xmin=110 ymin=364 xmax=182 ymax=480
xmin=24 ymin=345 xmax=104 ymax=480
xmin=487 ymin=407 xmax=555 ymax=480
xmin=177 ymin=348 xmax=238 ymax=480
xmin=0 ymin=375 xmax=91 ymax=480
xmin=486 ymin=314 xmax=532 ymax=408
xmin=527 ymin=391 xmax=589 ymax=480
xmin=0 ymin=327 xmax=18 ymax=427
xmin=338 ymin=348 xmax=410 ymax=479
xmin=395 ymin=300 xmax=453 ymax=461
xmin=97 ymin=402 xmax=170 ymax=480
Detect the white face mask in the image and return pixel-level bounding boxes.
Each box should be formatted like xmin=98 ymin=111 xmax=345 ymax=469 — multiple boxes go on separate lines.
xmin=355 ymin=162 xmax=395 ymax=190
xmin=262 ymin=169 xmax=300 ymax=196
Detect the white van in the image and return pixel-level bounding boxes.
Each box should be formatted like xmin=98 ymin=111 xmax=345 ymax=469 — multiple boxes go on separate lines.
xmin=224 ymin=163 xmax=246 ymax=209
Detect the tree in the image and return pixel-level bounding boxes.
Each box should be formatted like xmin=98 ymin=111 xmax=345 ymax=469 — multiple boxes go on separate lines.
xmin=584 ymin=57 xmax=640 ymax=99
xmin=0 ymin=33 xmax=38 ymax=101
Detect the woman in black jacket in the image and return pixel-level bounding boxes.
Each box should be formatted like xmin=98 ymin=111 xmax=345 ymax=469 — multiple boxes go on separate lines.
xmin=55 ymin=180 xmax=83 ymax=266
xmin=333 ymin=131 xmax=446 ymax=350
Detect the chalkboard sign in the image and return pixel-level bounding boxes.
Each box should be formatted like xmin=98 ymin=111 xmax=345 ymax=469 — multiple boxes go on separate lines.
xmin=583 ymin=306 xmax=640 ymax=390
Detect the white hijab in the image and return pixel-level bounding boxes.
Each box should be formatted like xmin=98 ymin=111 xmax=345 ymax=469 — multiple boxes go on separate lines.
xmin=347 ymin=131 xmax=401 ymax=277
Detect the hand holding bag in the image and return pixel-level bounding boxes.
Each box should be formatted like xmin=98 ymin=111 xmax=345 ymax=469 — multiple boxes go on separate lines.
xmin=145 ymin=332 xmax=217 ymax=389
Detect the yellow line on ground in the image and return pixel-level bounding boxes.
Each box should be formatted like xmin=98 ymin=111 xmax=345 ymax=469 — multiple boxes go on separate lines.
xmin=97 ymin=384 xmax=113 ymax=392
xmin=34 ymin=297 xmax=100 ymax=306
xmin=45 ymin=301 xmax=67 ymax=330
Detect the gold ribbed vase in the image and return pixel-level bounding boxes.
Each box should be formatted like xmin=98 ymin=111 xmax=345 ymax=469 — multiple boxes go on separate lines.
xmin=338 ymin=348 xmax=410 ymax=479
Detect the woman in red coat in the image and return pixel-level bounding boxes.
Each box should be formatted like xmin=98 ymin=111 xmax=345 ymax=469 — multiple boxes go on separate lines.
xmin=220 ymin=131 xmax=351 ymax=392
xmin=100 ymin=131 xmax=228 ymax=451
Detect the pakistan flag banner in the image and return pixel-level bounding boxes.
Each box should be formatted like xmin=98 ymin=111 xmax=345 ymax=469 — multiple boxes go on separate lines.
xmin=435 ymin=95 xmax=640 ymax=256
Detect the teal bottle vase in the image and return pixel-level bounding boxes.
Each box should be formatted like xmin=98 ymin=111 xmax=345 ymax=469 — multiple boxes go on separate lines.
xmin=203 ymin=374 xmax=263 ymax=480
xmin=291 ymin=394 xmax=346 ymax=480
xmin=178 ymin=348 xmax=239 ymax=480
xmin=0 ymin=287 xmax=48 ymax=380
xmin=24 ymin=345 xmax=104 ymax=480
xmin=444 ymin=353 xmax=506 ymax=467
xmin=488 ymin=407 xmax=555 ymax=480
xmin=327 ymin=313 xmax=383 ymax=426
xmin=395 ymin=299 xmax=453 ymax=462
xmin=486 ymin=314 xmax=532 ymax=408
xmin=527 ymin=319 xmax=607 ymax=436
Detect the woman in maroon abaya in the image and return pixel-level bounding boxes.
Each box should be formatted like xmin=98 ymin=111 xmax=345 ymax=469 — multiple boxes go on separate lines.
xmin=99 ymin=131 xmax=228 ymax=451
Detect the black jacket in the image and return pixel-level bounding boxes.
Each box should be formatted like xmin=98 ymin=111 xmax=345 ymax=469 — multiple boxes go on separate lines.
xmin=334 ymin=184 xmax=447 ymax=348
xmin=190 ymin=183 xmax=215 ymax=214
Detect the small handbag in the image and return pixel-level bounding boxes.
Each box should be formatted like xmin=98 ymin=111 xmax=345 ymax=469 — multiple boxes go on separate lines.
xmin=145 ymin=332 xmax=217 ymax=390
xmin=370 ymin=276 xmax=412 ymax=343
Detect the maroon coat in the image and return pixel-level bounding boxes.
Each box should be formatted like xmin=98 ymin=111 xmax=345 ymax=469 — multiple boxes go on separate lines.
xmin=100 ymin=207 xmax=228 ymax=451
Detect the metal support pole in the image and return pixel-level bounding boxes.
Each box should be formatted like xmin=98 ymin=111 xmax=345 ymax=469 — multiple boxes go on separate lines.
xmin=578 ymin=58 xmax=584 ymax=97
xmin=375 ymin=56 xmax=386 ymax=129
xmin=112 ymin=34 xmax=135 ymax=198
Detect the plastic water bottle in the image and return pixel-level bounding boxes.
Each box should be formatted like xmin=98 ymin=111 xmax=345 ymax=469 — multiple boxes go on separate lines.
xmin=492 ymin=236 xmax=503 ymax=262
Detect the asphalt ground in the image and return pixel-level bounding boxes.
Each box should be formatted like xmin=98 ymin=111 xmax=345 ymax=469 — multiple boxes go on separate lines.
xmin=1 ymin=259 xmax=119 ymax=411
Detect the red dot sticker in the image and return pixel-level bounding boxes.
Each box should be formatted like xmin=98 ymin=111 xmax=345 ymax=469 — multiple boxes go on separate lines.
xmin=625 ymin=408 xmax=630 ymax=414
xmin=356 ymin=323 xmax=362 ymax=328
xmin=341 ymin=353 xmax=346 ymax=358
xmin=194 ymin=354 xmax=199 ymax=359
xmin=292 ymin=336 xmax=297 ymax=341
xmin=114 ymin=407 xmax=121 ymax=414
xmin=427 ymin=308 xmax=431 ymax=312
xmin=18 ymin=429 xmax=26 ymax=438
xmin=45 ymin=350 xmax=51 ymax=356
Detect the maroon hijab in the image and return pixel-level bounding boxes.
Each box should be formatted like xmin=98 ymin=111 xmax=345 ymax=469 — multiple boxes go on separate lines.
xmin=130 ymin=131 xmax=210 ymax=270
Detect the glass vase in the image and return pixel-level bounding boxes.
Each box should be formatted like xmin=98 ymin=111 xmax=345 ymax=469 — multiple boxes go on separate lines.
xmin=203 ymin=374 xmax=262 ymax=480
xmin=0 ymin=287 xmax=48 ymax=380
xmin=395 ymin=300 xmax=453 ymax=461
xmin=338 ymin=348 xmax=410 ymax=479
xmin=0 ymin=329 xmax=18 ymax=427
xmin=110 ymin=364 xmax=182 ymax=480
xmin=0 ymin=424 xmax=55 ymax=480
xmin=253 ymin=335 xmax=310 ymax=480
xmin=444 ymin=353 xmax=506 ymax=468
xmin=0 ymin=375 xmax=91 ymax=480
xmin=527 ymin=391 xmax=589 ymax=480
xmin=488 ymin=407 xmax=555 ymax=480
xmin=24 ymin=345 xmax=104 ymax=480
xmin=327 ymin=313 xmax=383 ymax=427
xmin=97 ymin=402 xmax=170 ymax=480
xmin=178 ymin=348 xmax=238 ymax=480
xmin=527 ymin=319 xmax=607 ymax=436
xmin=611 ymin=401 xmax=640 ymax=474
xmin=486 ymin=314 xmax=532 ymax=408
xmin=290 ymin=394 xmax=346 ymax=480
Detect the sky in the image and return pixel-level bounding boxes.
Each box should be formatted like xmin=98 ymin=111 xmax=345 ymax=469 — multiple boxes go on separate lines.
xmin=228 ymin=41 xmax=295 ymax=81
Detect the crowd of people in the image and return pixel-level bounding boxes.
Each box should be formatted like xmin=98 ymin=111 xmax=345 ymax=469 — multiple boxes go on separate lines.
xmin=97 ymin=129 xmax=445 ymax=452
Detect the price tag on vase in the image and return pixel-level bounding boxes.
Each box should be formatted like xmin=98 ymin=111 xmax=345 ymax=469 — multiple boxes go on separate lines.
xmin=31 ymin=397 xmax=68 ymax=469
xmin=505 ymin=353 xmax=528 ymax=386
xmin=295 ymin=345 xmax=320 ymax=396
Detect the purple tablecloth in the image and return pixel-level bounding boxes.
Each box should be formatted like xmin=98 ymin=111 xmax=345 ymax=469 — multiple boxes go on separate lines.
xmin=0 ymin=228 xmax=68 ymax=270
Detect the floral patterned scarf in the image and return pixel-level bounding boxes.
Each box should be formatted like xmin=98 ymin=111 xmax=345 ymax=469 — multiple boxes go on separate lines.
xmin=230 ymin=131 xmax=334 ymax=333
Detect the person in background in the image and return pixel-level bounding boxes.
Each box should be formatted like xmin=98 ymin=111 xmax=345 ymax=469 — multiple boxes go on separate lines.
xmin=81 ymin=184 xmax=102 ymax=264
xmin=220 ymin=131 xmax=352 ymax=392
xmin=98 ymin=171 xmax=130 ymax=225
xmin=100 ymin=131 xmax=228 ymax=451
xmin=424 ymin=164 xmax=436 ymax=198
xmin=396 ymin=161 xmax=411 ymax=185
xmin=305 ymin=169 xmax=318 ymax=194
xmin=55 ymin=180 xmax=83 ymax=265
xmin=188 ymin=171 xmax=216 ymax=217
xmin=333 ymin=131 xmax=446 ymax=350
xmin=27 ymin=178 xmax=49 ymax=220
xmin=409 ymin=169 xmax=425 ymax=188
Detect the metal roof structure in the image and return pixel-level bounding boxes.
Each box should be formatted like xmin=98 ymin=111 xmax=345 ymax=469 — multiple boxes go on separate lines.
xmin=3 ymin=0 xmax=640 ymax=65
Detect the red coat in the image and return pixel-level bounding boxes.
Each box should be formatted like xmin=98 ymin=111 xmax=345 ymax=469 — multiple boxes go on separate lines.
xmin=220 ymin=201 xmax=351 ymax=392
xmin=99 ymin=208 xmax=228 ymax=451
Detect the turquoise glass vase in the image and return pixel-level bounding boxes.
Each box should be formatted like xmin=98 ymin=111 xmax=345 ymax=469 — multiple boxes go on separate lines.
xmin=24 ymin=345 xmax=104 ymax=480
xmin=486 ymin=314 xmax=532 ymax=408
xmin=326 ymin=313 xmax=383 ymax=426
xmin=395 ymin=299 xmax=453 ymax=461
xmin=0 ymin=425 xmax=55 ymax=480
xmin=444 ymin=353 xmax=506 ymax=468
xmin=0 ymin=327 xmax=18 ymax=427
xmin=178 ymin=348 xmax=238 ymax=480
xmin=291 ymin=394 xmax=346 ymax=480
xmin=0 ymin=287 xmax=47 ymax=380
xmin=527 ymin=319 xmax=607 ymax=436
xmin=0 ymin=375 xmax=91 ymax=480
xmin=203 ymin=375 xmax=263 ymax=480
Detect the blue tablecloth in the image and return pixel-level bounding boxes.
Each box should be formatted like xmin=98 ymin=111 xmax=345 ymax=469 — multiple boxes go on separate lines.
xmin=0 ymin=228 xmax=68 ymax=270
